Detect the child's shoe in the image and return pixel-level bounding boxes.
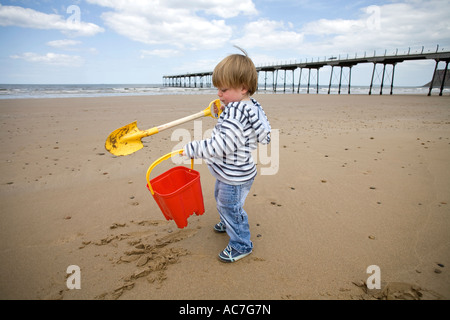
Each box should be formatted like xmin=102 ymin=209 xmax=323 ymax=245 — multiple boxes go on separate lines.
xmin=218 ymin=245 xmax=252 ymax=263
xmin=213 ymin=221 xmax=226 ymax=233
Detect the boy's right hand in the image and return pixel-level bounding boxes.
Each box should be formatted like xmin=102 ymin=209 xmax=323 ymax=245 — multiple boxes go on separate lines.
xmin=214 ymin=103 xmax=225 ymax=116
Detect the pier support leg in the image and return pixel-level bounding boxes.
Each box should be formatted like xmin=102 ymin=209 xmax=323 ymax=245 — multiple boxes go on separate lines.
xmin=390 ymin=63 xmax=396 ymax=95
xmin=307 ymin=68 xmax=311 ymax=94
xmin=272 ymin=71 xmax=275 ymax=92
xmin=369 ymin=63 xmax=376 ymax=95
xmin=256 ymin=72 xmax=259 ymax=92
xmin=348 ymin=66 xmax=352 ymax=94
xmin=292 ymin=69 xmax=295 ymax=93
xmin=439 ymin=61 xmax=449 ymax=96
xmin=428 ymin=60 xmax=438 ymax=96
xmin=380 ymin=64 xmax=386 ymax=95
xmin=328 ymin=66 xmax=334 ymax=94
xmin=297 ymin=68 xmax=303 ymax=93
xmin=283 ymin=69 xmax=287 ymax=93
xmin=264 ymin=71 xmax=267 ymax=91
xmin=274 ymin=70 xmax=278 ymax=92
xmin=316 ymin=69 xmax=319 ymax=94
xmin=338 ymin=66 xmax=343 ymax=94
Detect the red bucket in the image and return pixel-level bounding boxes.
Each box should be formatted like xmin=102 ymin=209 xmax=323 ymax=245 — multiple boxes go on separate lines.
xmin=146 ymin=150 xmax=204 ymax=228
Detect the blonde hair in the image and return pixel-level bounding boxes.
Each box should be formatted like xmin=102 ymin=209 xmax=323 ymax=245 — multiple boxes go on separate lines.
xmin=212 ymin=47 xmax=258 ymax=96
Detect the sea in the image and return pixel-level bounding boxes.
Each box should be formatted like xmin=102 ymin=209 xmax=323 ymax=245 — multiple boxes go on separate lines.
xmin=0 ymin=83 xmax=444 ymax=99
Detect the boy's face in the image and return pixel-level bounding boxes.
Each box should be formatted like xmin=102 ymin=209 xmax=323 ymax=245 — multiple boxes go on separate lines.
xmin=217 ymin=86 xmax=249 ymax=105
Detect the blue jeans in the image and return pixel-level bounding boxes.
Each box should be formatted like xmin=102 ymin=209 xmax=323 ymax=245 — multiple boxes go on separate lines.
xmin=214 ymin=178 xmax=254 ymax=254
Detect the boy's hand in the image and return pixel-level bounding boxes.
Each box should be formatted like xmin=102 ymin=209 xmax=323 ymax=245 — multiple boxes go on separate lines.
xmin=214 ymin=103 xmax=225 ymax=116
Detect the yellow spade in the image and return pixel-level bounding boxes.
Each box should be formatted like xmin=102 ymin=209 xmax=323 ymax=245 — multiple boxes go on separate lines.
xmin=105 ymin=99 xmax=222 ymax=156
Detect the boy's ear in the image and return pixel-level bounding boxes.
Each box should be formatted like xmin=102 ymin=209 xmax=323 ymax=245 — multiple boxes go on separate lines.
xmin=241 ymin=86 xmax=249 ymax=94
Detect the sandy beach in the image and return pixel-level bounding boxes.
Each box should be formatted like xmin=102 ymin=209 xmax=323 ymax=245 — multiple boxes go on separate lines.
xmin=0 ymin=93 xmax=449 ymax=300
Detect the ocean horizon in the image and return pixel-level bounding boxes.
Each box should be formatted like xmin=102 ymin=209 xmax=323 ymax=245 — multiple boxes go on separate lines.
xmin=0 ymin=83 xmax=446 ymax=99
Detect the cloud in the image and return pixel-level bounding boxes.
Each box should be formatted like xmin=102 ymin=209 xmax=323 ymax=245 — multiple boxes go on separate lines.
xmin=229 ymin=0 xmax=449 ymax=58
xmin=46 ymin=39 xmax=100 ymax=55
xmin=0 ymin=4 xmax=104 ymax=37
xmin=86 ymin=0 xmax=256 ymax=49
xmin=47 ymin=39 xmax=82 ymax=48
xmin=140 ymin=49 xmax=181 ymax=58
xmin=173 ymin=58 xmax=219 ymax=74
xmin=164 ymin=0 xmax=258 ymax=18
xmin=300 ymin=1 xmax=450 ymax=55
xmin=233 ymin=19 xmax=304 ymax=50
xmin=10 ymin=52 xmax=85 ymax=67
xmin=101 ymin=10 xmax=230 ymax=49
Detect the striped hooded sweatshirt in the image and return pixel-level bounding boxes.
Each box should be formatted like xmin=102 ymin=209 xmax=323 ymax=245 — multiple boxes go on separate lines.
xmin=184 ymin=98 xmax=271 ymax=185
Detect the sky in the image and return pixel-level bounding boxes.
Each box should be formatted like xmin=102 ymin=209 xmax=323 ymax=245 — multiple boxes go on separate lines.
xmin=0 ymin=0 xmax=449 ymax=86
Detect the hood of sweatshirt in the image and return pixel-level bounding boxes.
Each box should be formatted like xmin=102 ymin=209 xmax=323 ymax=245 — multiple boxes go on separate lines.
xmin=247 ymin=98 xmax=271 ymax=144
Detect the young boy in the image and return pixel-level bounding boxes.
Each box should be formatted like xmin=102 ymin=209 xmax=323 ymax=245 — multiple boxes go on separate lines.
xmin=183 ymin=48 xmax=271 ymax=263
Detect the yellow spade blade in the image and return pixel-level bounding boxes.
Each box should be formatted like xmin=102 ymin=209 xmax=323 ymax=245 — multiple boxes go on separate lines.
xmin=105 ymin=121 xmax=158 ymax=156
xmin=105 ymin=99 xmax=222 ymax=156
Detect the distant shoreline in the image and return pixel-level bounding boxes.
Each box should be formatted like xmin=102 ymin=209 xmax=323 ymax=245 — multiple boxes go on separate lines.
xmin=0 ymin=83 xmax=447 ymax=100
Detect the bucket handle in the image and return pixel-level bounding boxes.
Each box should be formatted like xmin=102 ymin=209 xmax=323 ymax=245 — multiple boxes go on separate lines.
xmin=146 ymin=149 xmax=194 ymax=195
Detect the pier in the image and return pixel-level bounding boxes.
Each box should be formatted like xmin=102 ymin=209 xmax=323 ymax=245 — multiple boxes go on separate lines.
xmin=163 ymin=46 xmax=450 ymax=96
